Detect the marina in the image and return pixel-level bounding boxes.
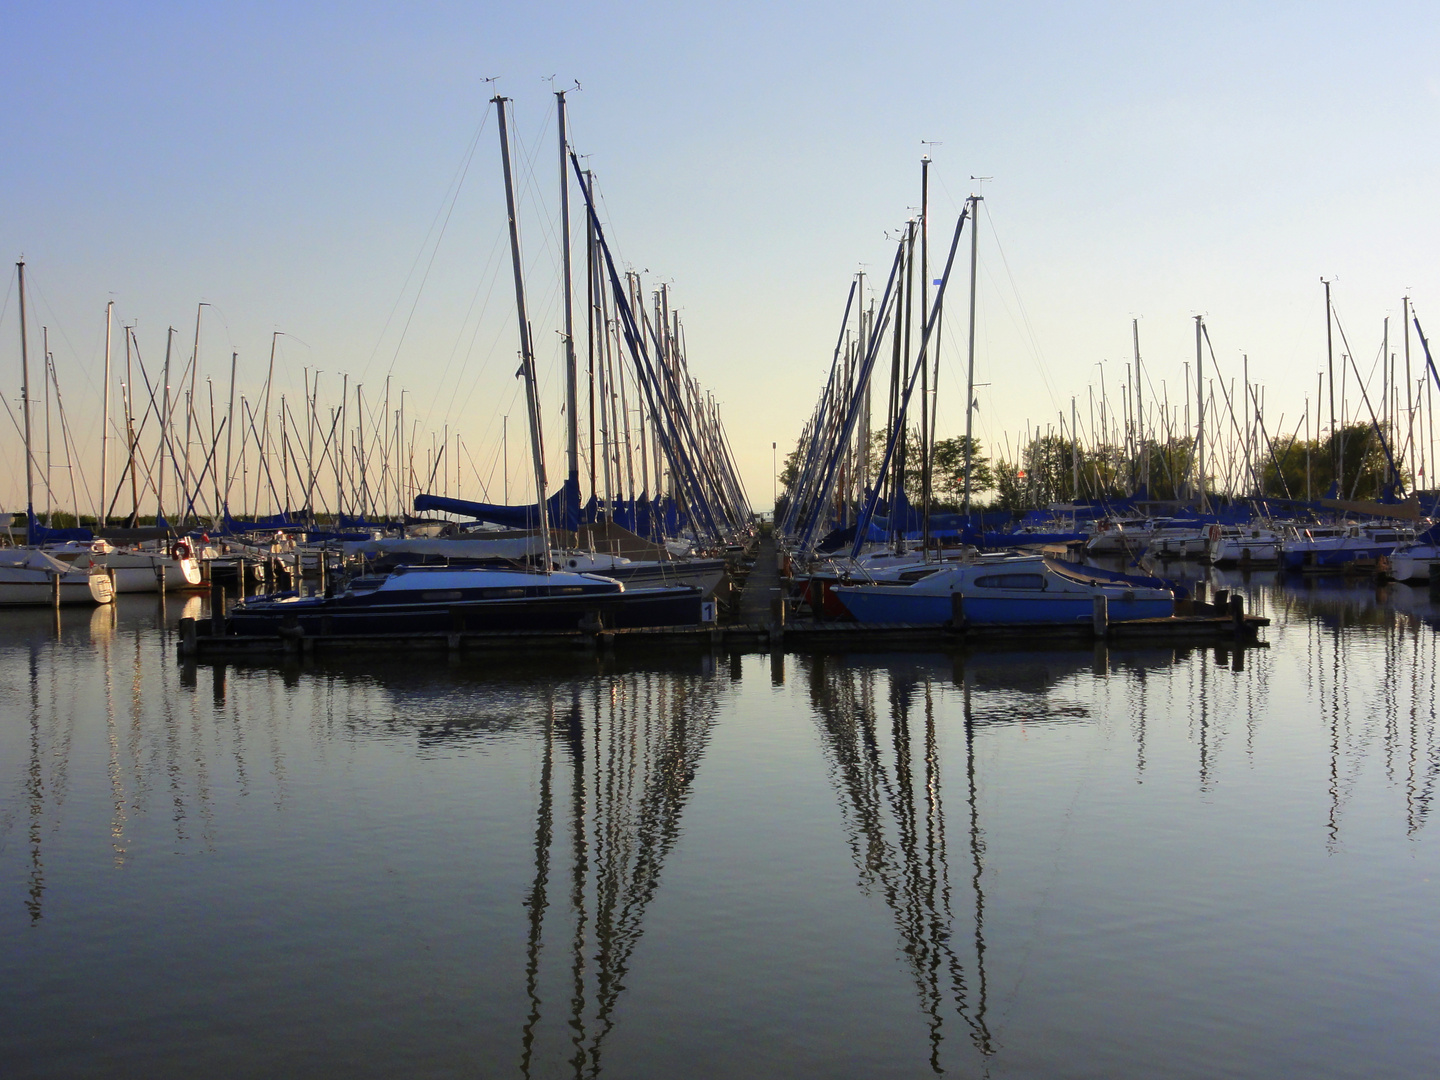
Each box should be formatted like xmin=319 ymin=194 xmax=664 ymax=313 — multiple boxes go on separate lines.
xmin=7 ymin=7 xmax=1440 ymax=1077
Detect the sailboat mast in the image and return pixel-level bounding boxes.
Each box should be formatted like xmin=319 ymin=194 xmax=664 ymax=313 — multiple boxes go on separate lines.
xmin=101 ymin=300 xmax=113 ymax=526
xmin=184 ymin=302 xmax=206 ymax=521
xmin=1132 ymin=318 xmax=1144 ymax=494
xmin=557 ymin=89 xmax=579 ymax=494
xmin=1405 ymin=296 xmax=1414 ymax=487
xmin=1195 ymin=315 xmax=1206 ymax=511
xmin=963 ymin=194 xmax=981 ymax=514
xmin=126 ymin=329 xmax=140 ymax=524
xmin=159 ymin=326 xmax=174 ymax=523
xmin=920 ymin=155 xmax=932 ymax=555
xmin=494 ymin=95 xmax=552 ymax=562
xmin=1324 ymin=278 xmax=1336 ymax=480
xmin=223 ymin=350 xmax=238 ymax=517
xmin=16 ymin=261 xmax=34 ymax=521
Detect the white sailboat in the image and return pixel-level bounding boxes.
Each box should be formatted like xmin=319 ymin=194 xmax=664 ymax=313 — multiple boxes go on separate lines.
xmin=0 ymin=261 xmax=113 ymax=606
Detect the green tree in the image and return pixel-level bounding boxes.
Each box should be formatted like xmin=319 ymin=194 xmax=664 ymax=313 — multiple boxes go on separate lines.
xmin=931 ymin=435 xmax=993 ymax=504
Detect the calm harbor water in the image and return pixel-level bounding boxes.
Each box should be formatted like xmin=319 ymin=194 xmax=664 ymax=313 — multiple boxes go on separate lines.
xmin=2 ymin=572 xmax=1438 ymax=1078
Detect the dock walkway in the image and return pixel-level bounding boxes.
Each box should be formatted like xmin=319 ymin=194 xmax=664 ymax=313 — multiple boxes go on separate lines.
xmin=737 ymin=535 xmax=782 ymax=625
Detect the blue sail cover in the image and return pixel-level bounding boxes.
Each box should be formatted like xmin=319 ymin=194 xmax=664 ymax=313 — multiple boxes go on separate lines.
xmin=223 ymin=509 xmax=301 ymax=534
xmin=414 ymin=478 xmax=582 ymax=532
xmin=27 ymin=510 xmax=93 ymax=544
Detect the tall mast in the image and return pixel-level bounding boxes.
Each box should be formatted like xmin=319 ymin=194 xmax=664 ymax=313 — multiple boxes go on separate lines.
xmin=963 ymin=193 xmax=982 ymax=514
xmin=1071 ymin=395 xmax=1080 ymax=501
xmin=17 ymin=261 xmax=34 ymax=522
xmin=557 ymin=89 xmax=579 ymax=495
xmin=260 ymin=331 xmax=280 ymax=516
xmin=1132 ymin=318 xmax=1144 ymax=494
xmin=1242 ymin=354 xmax=1251 ymax=496
xmin=42 ymin=328 xmax=53 ymax=525
xmin=159 ymin=326 xmax=174 ymax=523
xmin=125 ymin=329 xmax=140 ymax=524
xmin=183 ymin=302 xmax=206 ymax=520
xmin=1405 ymin=295 xmax=1414 ymax=488
xmin=1195 ymin=315 xmax=1206 ymax=511
xmin=585 ymin=170 xmax=597 ymax=504
xmin=357 ymin=383 xmax=367 ymax=516
xmin=100 ymin=300 xmax=113 ymax=526
xmin=1324 ymin=278 xmax=1336 ymax=481
xmin=223 ymin=351 xmax=238 ymax=516
xmin=920 ymin=154 xmax=932 ymax=555
xmin=1383 ymin=316 xmax=1391 ymax=489
xmin=494 ymin=95 xmax=552 ymax=562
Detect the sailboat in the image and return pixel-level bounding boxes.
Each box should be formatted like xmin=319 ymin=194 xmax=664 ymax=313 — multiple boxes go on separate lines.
xmin=832 ymin=550 xmax=1174 ymax=625
xmin=0 ymin=261 xmax=113 ymax=606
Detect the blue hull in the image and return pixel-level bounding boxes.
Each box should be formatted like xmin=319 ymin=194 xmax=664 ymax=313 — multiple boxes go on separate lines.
xmin=837 ymin=591 xmax=1173 ymax=625
xmin=1281 ymin=545 xmax=1395 ymax=571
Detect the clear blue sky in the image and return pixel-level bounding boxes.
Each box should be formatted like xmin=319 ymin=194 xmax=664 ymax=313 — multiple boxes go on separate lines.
xmin=3 ymin=2 xmax=1439 ymax=514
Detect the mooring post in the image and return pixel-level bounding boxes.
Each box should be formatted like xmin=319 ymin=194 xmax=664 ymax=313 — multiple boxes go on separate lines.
xmin=1230 ymin=593 xmax=1245 ymax=633
xmin=1429 ymin=571 xmax=1440 ymax=601
xmin=156 ymin=561 xmax=167 ymax=596
xmin=211 ymin=578 xmax=225 ymax=635
xmin=1213 ymin=589 xmax=1229 ymax=614
xmin=769 ymin=587 xmax=785 ymax=647
xmin=1092 ymin=594 xmax=1109 ymax=637
xmin=950 ymin=591 xmax=965 ymax=630
xmin=1193 ymin=580 xmax=1206 ymax=609
xmin=179 ymin=616 xmax=197 ymax=657
xmin=317 ymin=545 xmax=327 ymax=597
xmin=50 ymin=572 xmax=60 ymax=610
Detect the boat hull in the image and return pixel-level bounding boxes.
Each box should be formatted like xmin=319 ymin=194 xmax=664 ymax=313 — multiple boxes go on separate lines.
xmin=0 ymin=567 xmax=114 ymax=605
xmin=833 ymin=588 xmax=1172 ymax=625
xmin=96 ymin=554 xmax=204 ymax=593
xmin=228 ymin=585 xmax=704 ymax=636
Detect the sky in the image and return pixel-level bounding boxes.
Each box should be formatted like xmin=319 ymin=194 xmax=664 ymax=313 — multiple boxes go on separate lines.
xmin=3 ymin=1 xmax=1440 ymax=516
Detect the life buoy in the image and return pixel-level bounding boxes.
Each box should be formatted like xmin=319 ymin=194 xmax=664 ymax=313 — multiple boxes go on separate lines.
xmin=1208 ymin=524 xmax=1222 ymax=542
xmin=169 ymin=539 xmax=192 ymax=561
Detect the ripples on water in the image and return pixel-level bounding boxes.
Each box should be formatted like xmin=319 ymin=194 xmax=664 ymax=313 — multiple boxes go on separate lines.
xmin=1 ymin=574 xmax=1437 ymax=1078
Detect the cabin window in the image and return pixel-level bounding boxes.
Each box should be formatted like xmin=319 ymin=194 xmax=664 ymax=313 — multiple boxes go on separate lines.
xmin=482 ymin=587 xmax=527 ymax=599
xmin=556 ymin=586 xmax=585 ymax=594
xmin=421 ymin=590 xmax=463 ymax=601
xmin=974 ymin=573 xmax=1046 ymax=590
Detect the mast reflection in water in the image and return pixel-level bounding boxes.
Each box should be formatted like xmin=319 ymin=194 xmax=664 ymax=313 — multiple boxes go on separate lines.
xmin=805 ymin=653 xmax=997 ymax=1071
xmin=519 ymin=667 xmax=721 ymax=1078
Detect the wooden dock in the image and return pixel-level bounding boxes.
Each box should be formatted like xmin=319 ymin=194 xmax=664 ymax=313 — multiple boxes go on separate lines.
xmin=179 ymin=611 xmax=1268 ymax=659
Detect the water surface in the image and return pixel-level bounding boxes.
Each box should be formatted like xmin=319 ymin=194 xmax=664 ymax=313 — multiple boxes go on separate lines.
xmin=1 ymin=575 xmax=1437 ymax=1077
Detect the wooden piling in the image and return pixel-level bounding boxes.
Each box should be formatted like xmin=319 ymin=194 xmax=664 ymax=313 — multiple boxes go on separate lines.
xmin=950 ymin=591 xmax=965 ymax=629
xmin=211 ymin=579 xmax=225 ymax=635
xmin=1092 ymin=594 xmax=1108 ymax=636
xmin=179 ymin=617 xmax=197 ymax=656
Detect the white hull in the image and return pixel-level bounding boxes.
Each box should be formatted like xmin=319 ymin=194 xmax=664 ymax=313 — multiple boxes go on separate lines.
xmin=0 ymin=559 xmax=114 ymax=606
xmin=1208 ymin=536 xmax=1282 ymax=565
xmin=1387 ymin=547 xmax=1440 ymax=582
xmin=90 ymin=552 xmax=204 ymax=593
